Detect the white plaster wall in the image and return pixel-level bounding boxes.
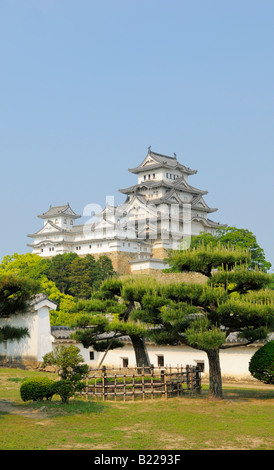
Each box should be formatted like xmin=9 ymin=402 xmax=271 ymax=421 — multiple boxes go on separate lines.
xmin=36 ymin=305 xmax=53 ymax=361
xmin=0 ymin=312 xmax=38 ymax=360
xmin=0 ymin=303 xmax=54 ymax=363
xmin=63 ymin=342 xmax=259 ymax=380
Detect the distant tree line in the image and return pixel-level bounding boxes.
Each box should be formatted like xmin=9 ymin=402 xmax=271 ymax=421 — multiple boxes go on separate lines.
xmin=0 ymin=252 xmax=115 ymax=299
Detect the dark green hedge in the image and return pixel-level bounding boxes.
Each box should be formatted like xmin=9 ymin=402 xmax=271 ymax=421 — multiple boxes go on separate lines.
xmin=20 ymin=377 xmax=56 ymax=402
xmin=249 ymin=341 xmax=274 ymax=384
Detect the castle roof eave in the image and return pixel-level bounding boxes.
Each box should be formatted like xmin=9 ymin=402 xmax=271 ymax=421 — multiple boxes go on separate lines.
xmin=129 ymin=149 xmax=197 ymax=175
xmin=119 ymin=182 xmax=207 ymax=196
xmin=38 ymin=203 xmax=81 ymax=219
xmin=128 ymin=162 xmax=197 ymax=175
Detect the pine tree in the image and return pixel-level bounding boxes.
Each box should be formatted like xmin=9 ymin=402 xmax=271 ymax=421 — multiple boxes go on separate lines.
xmin=141 ymin=244 xmax=274 ymax=399
xmin=0 ymin=274 xmax=40 ymax=343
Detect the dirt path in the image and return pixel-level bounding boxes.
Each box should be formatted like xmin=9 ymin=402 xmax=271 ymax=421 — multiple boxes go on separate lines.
xmin=0 ymin=399 xmax=47 ymax=419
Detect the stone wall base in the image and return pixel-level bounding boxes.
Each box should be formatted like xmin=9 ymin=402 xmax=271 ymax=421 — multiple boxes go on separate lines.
xmin=0 ymin=355 xmax=41 ymax=369
xmin=130 ymin=269 xmax=208 ymax=284
xmin=91 ymin=251 xmax=139 ymax=275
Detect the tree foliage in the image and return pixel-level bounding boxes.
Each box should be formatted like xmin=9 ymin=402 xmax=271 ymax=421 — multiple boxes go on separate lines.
xmin=190 ymin=226 xmax=271 ymax=271
xmin=121 ymin=247 xmax=273 ymax=399
xmin=0 ymin=252 xmax=116 ymax=299
xmin=249 ymin=340 xmax=274 ymax=385
xmin=42 ymin=345 xmax=89 ymax=403
xmin=0 ymin=274 xmax=40 ymax=343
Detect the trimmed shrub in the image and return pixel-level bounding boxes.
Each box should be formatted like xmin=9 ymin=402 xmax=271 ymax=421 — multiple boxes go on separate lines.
xmin=20 ymin=377 xmax=56 ymax=402
xmin=53 ymin=379 xmax=74 ymax=403
xmin=249 ymin=341 xmax=274 ymax=385
xmin=53 ymin=379 xmax=86 ymax=403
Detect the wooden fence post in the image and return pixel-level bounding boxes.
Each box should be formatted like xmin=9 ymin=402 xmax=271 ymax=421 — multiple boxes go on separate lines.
xmin=186 ymin=365 xmax=190 ymax=390
xmin=102 ymin=366 xmax=106 ymax=401
xmin=195 ymin=366 xmax=201 ymax=394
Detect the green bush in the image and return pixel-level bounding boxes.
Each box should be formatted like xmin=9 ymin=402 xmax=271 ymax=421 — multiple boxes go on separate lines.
xmin=20 ymin=377 xmax=56 ymax=402
xmin=249 ymin=341 xmax=274 ymax=384
xmin=53 ymin=379 xmax=75 ymax=403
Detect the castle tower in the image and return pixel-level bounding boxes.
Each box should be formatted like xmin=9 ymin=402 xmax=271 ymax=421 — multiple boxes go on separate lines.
xmin=119 ymin=148 xmax=222 ymax=258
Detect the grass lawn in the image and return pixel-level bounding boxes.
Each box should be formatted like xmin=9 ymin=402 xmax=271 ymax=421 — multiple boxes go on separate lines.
xmin=0 ymin=367 xmax=273 ymax=450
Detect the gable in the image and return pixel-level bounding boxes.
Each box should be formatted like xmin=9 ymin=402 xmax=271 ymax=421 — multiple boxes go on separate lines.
xmin=139 ymin=154 xmax=159 ymax=168
xmin=116 ymin=196 xmax=158 ymax=218
xmin=33 ymin=221 xmax=64 ymax=236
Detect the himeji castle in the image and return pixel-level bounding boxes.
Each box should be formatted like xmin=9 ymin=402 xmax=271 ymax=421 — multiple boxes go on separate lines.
xmin=28 ymin=148 xmax=225 ymax=274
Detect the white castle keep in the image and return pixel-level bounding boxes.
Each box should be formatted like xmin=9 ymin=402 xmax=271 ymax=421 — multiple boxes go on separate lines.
xmin=28 ymin=148 xmax=225 ymax=274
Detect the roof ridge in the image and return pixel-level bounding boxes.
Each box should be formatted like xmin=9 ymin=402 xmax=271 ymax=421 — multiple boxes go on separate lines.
xmin=150 ymin=150 xmax=176 ymax=160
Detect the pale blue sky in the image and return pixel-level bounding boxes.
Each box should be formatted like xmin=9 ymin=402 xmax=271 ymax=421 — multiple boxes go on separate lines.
xmin=0 ymin=0 xmax=273 ymax=269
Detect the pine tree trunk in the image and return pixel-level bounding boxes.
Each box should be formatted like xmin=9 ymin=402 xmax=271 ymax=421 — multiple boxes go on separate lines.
xmin=130 ymin=335 xmax=150 ymax=368
xmin=206 ymin=349 xmax=223 ymax=400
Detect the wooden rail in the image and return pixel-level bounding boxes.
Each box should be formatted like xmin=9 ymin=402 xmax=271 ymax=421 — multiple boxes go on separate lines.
xmin=80 ymin=365 xmax=201 ymax=401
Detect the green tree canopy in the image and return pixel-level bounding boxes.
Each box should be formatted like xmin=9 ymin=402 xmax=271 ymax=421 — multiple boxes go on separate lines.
xmin=42 ymin=345 xmax=89 ymax=403
xmin=190 ymin=226 xmax=271 ymax=271
xmin=0 ymin=274 xmax=41 ymax=343
xmin=130 ymin=246 xmax=274 ymax=399
xmin=0 ymin=251 xmax=116 ymax=302
xmin=249 ymin=340 xmax=274 ymax=385
xmin=166 ymin=243 xmax=251 ymax=277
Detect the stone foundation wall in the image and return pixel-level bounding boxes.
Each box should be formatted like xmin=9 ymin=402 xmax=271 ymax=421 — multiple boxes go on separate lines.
xmin=92 ymin=251 xmax=139 ymax=275
xmin=0 ymin=355 xmax=40 ymax=369
xmin=86 ymin=249 xmax=208 ymax=283
xmin=129 ymin=269 xmax=208 ymax=284
xmin=151 ymin=247 xmax=168 ymax=260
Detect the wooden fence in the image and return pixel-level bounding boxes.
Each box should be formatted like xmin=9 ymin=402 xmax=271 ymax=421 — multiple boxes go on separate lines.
xmin=80 ymin=365 xmax=201 ymax=401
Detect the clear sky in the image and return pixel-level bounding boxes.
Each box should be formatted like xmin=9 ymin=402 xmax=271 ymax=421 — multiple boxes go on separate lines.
xmin=0 ymin=0 xmax=273 ymax=269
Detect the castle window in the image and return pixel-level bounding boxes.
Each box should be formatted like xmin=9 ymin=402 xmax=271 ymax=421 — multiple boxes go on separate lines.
xmin=157 ymin=355 xmax=164 ymax=367
xmin=195 ymin=360 xmax=205 ymax=373
xmin=166 ymin=173 xmax=168 ymax=178
xmin=121 ymin=357 xmax=129 ymax=368
xmin=153 ymin=174 xmax=155 ymax=179
xmin=89 ymin=351 xmax=95 ymax=361
xmin=41 ymin=248 xmax=43 ymax=253
xmin=144 ymin=175 xmax=146 ymax=180
xmin=70 ymin=220 xmax=73 ymax=225
xmin=64 ymin=218 xmax=67 ymax=224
